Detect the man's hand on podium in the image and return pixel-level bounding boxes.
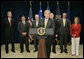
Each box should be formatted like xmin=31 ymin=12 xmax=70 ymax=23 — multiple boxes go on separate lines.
xmin=22 ymin=32 xmax=27 ymax=36
xmin=31 ymin=35 xmax=33 ymax=37
xmin=55 ymin=34 xmax=58 ymax=37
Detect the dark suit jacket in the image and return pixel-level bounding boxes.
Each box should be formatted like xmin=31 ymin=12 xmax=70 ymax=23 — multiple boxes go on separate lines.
xmin=3 ymin=18 xmax=15 ymax=40
xmin=32 ymin=20 xmax=39 ymax=28
xmin=54 ymin=19 xmax=60 ymax=35
xmin=59 ymin=18 xmax=70 ymax=35
xmin=39 ymin=18 xmax=55 ymax=43
xmin=39 ymin=18 xmax=55 ymax=31
xmin=18 ymin=21 xmax=30 ymax=37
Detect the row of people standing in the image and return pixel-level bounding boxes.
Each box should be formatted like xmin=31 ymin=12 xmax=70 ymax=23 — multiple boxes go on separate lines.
xmin=3 ymin=10 xmax=81 ymax=58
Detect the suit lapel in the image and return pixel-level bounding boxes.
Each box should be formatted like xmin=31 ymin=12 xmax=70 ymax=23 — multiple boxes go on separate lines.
xmin=43 ymin=18 xmax=45 ymax=27
xmin=61 ymin=19 xmax=63 ymax=26
xmin=7 ymin=18 xmax=11 ymax=27
xmin=65 ymin=19 xmax=67 ymax=26
xmin=46 ymin=19 xmax=49 ymax=28
xmin=35 ymin=21 xmax=36 ymax=27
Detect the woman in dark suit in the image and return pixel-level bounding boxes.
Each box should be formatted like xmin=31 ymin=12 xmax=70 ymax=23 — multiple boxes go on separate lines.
xmin=70 ymin=17 xmax=81 ymax=56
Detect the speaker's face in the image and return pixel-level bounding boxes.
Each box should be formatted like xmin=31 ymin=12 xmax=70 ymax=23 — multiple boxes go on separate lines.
xmin=44 ymin=10 xmax=50 ymax=19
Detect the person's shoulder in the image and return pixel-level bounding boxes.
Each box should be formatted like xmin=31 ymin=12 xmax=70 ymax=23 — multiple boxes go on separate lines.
xmin=78 ymin=24 xmax=81 ymax=26
xmin=3 ymin=18 xmax=8 ymax=22
xmin=39 ymin=18 xmax=44 ymax=21
xmin=41 ymin=18 xmax=45 ymax=20
xmin=33 ymin=20 xmax=35 ymax=22
xmin=27 ymin=21 xmax=29 ymax=24
xmin=18 ymin=21 xmax=22 ymax=24
xmin=71 ymin=24 xmax=74 ymax=26
xmin=4 ymin=18 xmax=8 ymax=20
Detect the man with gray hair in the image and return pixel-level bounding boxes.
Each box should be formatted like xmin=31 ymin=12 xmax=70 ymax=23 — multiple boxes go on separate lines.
xmin=32 ymin=14 xmax=39 ymax=52
xmin=39 ymin=10 xmax=55 ymax=58
xmin=50 ymin=13 xmax=58 ymax=54
xmin=3 ymin=11 xmax=15 ymax=53
xmin=59 ymin=13 xmax=70 ymax=53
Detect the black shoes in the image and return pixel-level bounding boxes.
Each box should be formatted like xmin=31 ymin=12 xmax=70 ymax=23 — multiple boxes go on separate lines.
xmin=60 ymin=50 xmax=68 ymax=53
xmin=64 ymin=51 xmax=68 ymax=53
xmin=11 ymin=50 xmax=15 ymax=53
xmin=6 ymin=51 xmax=9 ymax=54
xmin=6 ymin=50 xmax=15 ymax=54
xmin=33 ymin=50 xmax=38 ymax=52
xmin=20 ymin=51 xmax=23 ymax=53
xmin=20 ymin=50 xmax=30 ymax=53
xmin=60 ymin=51 xmax=63 ymax=53
xmin=26 ymin=50 xmax=30 ymax=53
xmin=52 ymin=50 xmax=56 ymax=54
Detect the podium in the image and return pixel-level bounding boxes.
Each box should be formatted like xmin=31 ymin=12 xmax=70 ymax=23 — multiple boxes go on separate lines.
xmin=29 ymin=27 xmax=54 ymax=58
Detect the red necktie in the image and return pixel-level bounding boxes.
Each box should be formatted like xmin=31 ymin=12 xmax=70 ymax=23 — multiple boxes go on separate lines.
xmin=9 ymin=20 xmax=11 ymax=27
xmin=23 ymin=23 xmax=25 ymax=27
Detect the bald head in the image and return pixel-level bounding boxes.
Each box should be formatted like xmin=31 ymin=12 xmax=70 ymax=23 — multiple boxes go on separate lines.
xmin=44 ymin=10 xmax=51 ymax=19
xmin=35 ymin=14 xmax=39 ymax=21
xmin=50 ymin=13 xmax=54 ymax=19
xmin=62 ymin=13 xmax=67 ymax=19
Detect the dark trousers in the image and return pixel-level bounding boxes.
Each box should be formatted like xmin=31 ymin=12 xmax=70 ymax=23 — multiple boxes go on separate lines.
xmin=52 ymin=36 xmax=56 ymax=52
xmin=60 ymin=33 xmax=67 ymax=52
xmin=20 ymin=35 xmax=29 ymax=51
xmin=46 ymin=36 xmax=52 ymax=58
xmin=5 ymin=36 xmax=15 ymax=52
xmin=34 ymin=37 xmax=38 ymax=50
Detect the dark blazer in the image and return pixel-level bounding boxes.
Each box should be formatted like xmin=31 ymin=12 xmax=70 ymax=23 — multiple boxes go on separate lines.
xmin=54 ymin=19 xmax=60 ymax=35
xmin=3 ymin=18 xmax=15 ymax=39
xmin=32 ymin=20 xmax=39 ymax=28
xmin=18 ymin=21 xmax=30 ymax=37
xmin=59 ymin=18 xmax=70 ymax=35
xmin=39 ymin=18 xmax=55 ymax=31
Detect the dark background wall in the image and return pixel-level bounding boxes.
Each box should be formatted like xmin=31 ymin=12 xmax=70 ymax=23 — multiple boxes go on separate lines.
xmin=1 ymin=1 xmax=83 ymax=45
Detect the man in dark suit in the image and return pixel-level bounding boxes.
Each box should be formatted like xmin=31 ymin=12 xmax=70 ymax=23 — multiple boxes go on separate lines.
xmin=3 ymin=11 xmax=15 ymax=53
xmin=32 ymin=14 xmax=39 ymax=52
xmin=50 ymin=13 xmax=58 ymax=54
xmin=59 ymin=13 xmax=70 ymax=53
xmin=18 ymin=16 xmax=30 ymax=53
xmin=39 ymin=10 xmax=55 ymax=58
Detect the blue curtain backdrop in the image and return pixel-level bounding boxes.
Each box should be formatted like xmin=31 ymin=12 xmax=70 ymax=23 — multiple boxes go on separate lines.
xmin=1 ymin=1 xmax=83 ymax=45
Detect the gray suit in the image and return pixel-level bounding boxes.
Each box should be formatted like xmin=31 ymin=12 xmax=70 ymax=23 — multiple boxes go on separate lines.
xmin=59 ymin=18 xmax=70 ymax=52
xmin=32 ymin=20 xmax=39 ymax=50
xmin=18 ymin=21 xmax=30 ymax=51
xmin=39 ymin=18 xmax=55 ymax=58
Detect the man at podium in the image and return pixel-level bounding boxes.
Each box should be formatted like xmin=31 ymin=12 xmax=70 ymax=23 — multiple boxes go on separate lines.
xmin=39 ymin=10 xmax=55 ymax=58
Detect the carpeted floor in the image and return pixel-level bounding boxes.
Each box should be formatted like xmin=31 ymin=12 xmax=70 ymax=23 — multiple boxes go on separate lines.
xmin=1 ymin=44 xmax=83 ymax=58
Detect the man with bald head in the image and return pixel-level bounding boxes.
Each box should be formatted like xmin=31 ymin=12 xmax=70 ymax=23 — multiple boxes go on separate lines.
xmin=59 ymin=13 xmax=70 ymax=53
xmin=39 ymin=10 xmax=55 ymax=58
xmin=32 ymin=14 xmax=39 ymax=52
xmin=50 ymin=13 xmax=58 ymax=54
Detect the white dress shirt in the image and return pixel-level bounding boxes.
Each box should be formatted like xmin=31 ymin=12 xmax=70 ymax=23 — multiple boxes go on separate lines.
xmin=8 ymin=17 xmax=11 ymax=23
xmin=63 ymin=18 xmax=66 ymax=27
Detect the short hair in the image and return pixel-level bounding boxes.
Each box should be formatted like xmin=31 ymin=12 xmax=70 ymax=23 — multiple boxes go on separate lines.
xmin=7 ymin=11 xmax=12 ymax=15
xmin=44 ymin=10 xmax=51 ymax=15
xmin=21 ymin=15 xmax=25 ymax=18
xmin=62 ymin=13 xmax=67 ymax=15
xmin=35 ymin=14 xmax=39 ymax=17
xmin=74 ymin=17 xmax=80 ymax=20
xmin=50 ymin=13 xmax=54 ymax=16
xmin=74 ymin=17 xmax=80 ymax=24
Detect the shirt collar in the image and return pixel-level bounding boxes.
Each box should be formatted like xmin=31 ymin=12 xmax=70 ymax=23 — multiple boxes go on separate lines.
xmin=8 ymin=17 xmax=11 ymax=21
xmin=22 ymin=21 xmax=25 ymax=24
